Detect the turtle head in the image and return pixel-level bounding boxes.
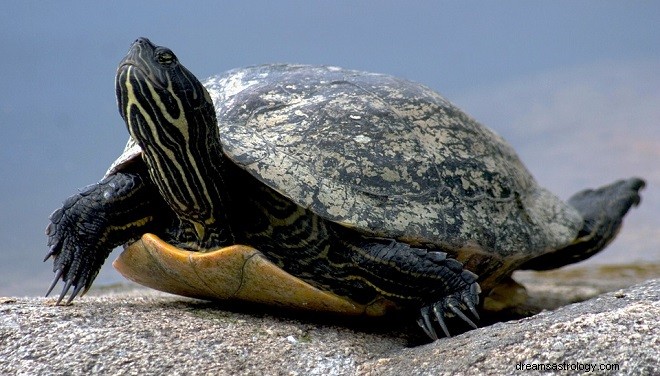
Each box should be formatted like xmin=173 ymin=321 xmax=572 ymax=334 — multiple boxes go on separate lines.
xmin=115 ymin=37 xmax=216 ymax=144
xmin=115 ymin=37 xmax=230 ymax=245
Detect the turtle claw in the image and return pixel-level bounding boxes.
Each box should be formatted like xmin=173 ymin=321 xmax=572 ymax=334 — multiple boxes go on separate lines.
xmin=431 ymin=304 xmax=451 ymax=338
xmin=43 ymin=248 xmax=55 ymax=262
xmin=57 ymin=278 xmax=74 ymax=305
xmin=417 ymin=304 xmax=452 ymax=340
xmin=45 ymin=268 xmax=63 ymax=298
xmin=447 ymin=301 xmax=478 ymax=329
xmin=417 ymin=308 xmax=439 ymax=340
xmin=416 ymin=278 xmax=482 ymax=340
xmin=67 ymin=282 xmax=87 ymax=305
xmin=464 ymin=297 xmax=480 ymax=321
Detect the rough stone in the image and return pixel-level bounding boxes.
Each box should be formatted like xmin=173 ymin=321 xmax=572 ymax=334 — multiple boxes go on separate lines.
xmin=1 ymin=266 xmax=657 ymax=375
xmin=358 ymin=278 xmax=659 ymax=376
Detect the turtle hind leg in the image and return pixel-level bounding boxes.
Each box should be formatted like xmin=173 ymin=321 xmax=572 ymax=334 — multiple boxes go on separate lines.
xmin=521 ymin=177 xmax=645 ymax=271
xmin=330 ymin=238 xmax=481 ymax=340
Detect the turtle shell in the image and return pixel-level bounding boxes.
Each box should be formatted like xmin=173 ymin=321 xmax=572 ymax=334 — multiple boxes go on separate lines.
xmin=109 ymin=64 xmax=583 ymax=286
xmin=204 ymin=65 xmax=583 ymax=271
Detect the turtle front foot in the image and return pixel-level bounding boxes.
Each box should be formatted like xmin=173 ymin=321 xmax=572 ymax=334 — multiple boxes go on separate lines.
xmin=45 ymin=182 xmax=118 ymax=305
xmin=417 ymin=278 xmax=481 ymax=340
xmin=44 ymin=172 xmax=158 ymax=305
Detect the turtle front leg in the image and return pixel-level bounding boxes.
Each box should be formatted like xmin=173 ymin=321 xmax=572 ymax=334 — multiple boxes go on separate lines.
xmin=337 ymin=238 xmax=481 ymax=340
xmin=45 ymin=170 xmax=166 ymax=304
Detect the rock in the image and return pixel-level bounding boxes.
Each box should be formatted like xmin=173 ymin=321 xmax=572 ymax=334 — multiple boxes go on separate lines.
xmin=1 ymin=268 xmax=658 ymax=375
xmin=0 ymin=289 xmax=403 ymax=376
xmin=359 ymin=279 xmax=659 ymax=376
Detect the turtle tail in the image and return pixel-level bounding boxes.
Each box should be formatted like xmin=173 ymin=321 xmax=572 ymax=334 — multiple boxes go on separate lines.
xmin=520 ymin=177 xmax=645 ymax=271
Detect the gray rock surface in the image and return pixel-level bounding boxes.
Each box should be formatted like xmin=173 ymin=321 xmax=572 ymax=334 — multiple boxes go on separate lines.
xmin=1 ymin=267 xmax=658 ymax=375
xmin=361 ymin=279 xmax=659 ymax=376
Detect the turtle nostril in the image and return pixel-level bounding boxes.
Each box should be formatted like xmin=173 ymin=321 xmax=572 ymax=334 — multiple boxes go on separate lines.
xmin=133 ymin=37 xmax=151 ymax=46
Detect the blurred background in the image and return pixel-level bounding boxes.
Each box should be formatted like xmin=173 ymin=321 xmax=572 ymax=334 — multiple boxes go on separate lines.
xmin=1 ymin=1 xmax=658 ymax=296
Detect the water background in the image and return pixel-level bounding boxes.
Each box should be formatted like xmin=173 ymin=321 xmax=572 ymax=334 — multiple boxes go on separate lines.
xmin=1 ymin=1 xmax=658 ymax=296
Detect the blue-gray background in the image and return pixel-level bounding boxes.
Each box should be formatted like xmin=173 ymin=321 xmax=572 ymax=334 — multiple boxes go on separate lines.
xmin=1 ymin=1 xmax=658 ymax=296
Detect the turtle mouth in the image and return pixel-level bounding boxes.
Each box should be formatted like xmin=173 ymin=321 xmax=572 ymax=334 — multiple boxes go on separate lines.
xmin=117 ymin=61 xmax=167 ymax=91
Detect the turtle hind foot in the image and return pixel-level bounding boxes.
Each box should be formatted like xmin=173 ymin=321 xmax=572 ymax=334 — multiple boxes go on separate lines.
xmin=569 ymin=177 xmax=645 ymax=225
xmin=417 ymin=275 xmax=481 ymax=340
xmin=522 ymin=177 xmax=645 ymax=271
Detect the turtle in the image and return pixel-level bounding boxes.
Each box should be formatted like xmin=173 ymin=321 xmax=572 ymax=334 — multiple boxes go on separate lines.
xmin=45 ymin=37 xmax=645 ymax=340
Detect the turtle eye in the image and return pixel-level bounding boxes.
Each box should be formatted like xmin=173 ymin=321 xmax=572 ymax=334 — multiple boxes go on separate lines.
xmin=156 ymin=50 xmax=176 ymax=66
